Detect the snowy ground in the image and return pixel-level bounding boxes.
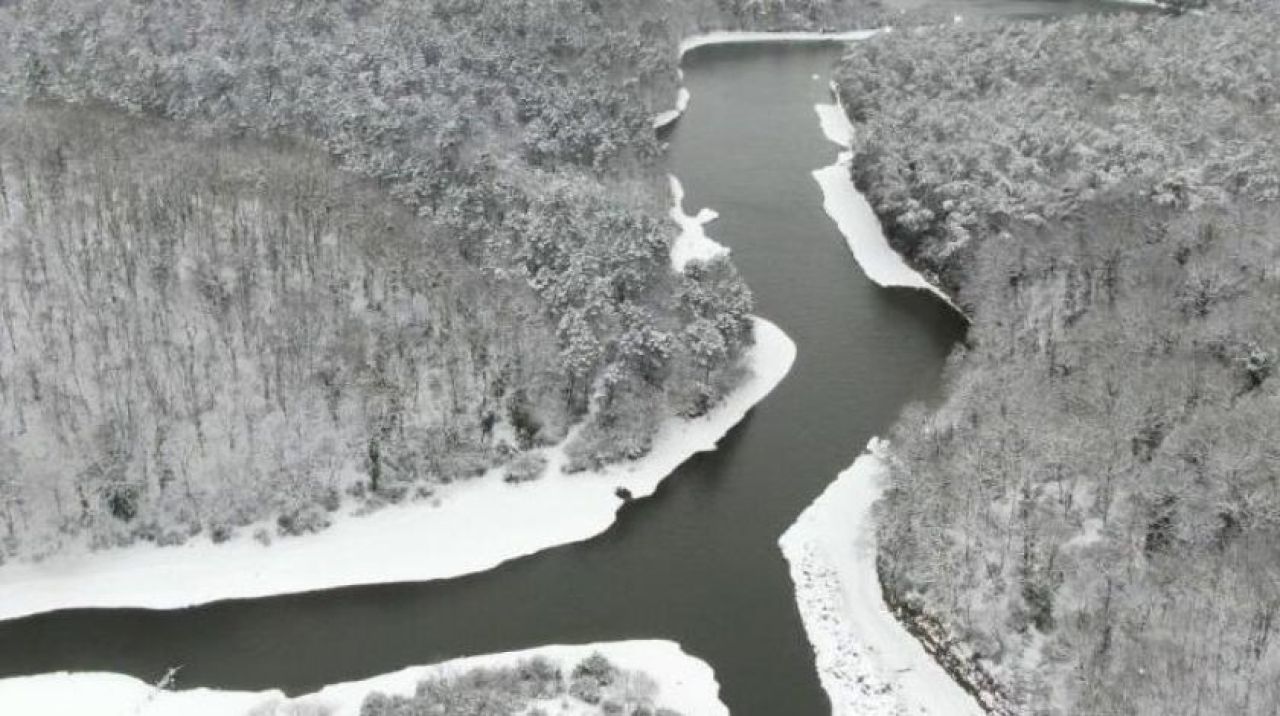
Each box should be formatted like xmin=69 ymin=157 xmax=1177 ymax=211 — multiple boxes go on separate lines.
xmin=679 ymin=30 xmax=882 ymax=57
xmin=0 ymin=316 xmax=794 ymax=621
xmin=669 ymin=174 xmax=730 ymax=270
xmin=0 ymin=640 xmax=727 ymax=716
xmin=779 ymin=439 xmax=984 ymax=716
xmin=810 ymin=91 xmax=965 ymax=316
xmin=654 ymin=85 xmax=691 ymax=131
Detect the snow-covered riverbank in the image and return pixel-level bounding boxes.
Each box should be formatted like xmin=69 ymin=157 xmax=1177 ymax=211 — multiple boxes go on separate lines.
xmin=779 ymin=440 xmax=984 ymax=716
xmin=679 ymin=30 xmax=881 ymax=57
xmin=0 ymin=316 xmax=794 ymax=621
xmin=0 ymin=640 xmax=727 ymax=716
xmin=669 ymin=174 xmax=729 ymax=270
xmin=811 ymin=91 xmax=965 ymax=317
xmin=654 ymin=86 xmax=691 ymax=131
xmin=653 ymin=30 xmax=882 ymax=136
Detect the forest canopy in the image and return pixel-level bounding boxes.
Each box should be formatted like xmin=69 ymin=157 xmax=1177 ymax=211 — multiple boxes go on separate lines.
xmin=835 ymin=2 xmax=1280 ymax=714
xmin=835 ymin=0 xmax=1280 ymax=290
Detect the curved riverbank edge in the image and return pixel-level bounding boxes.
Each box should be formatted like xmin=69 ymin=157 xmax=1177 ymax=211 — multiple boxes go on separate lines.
xmin=652 ymin=30 xmax=883 ymax=134
xmin=0 ymin=640 xmax=728 ymax=716
xmin=679 ymin=30 xmax=882 ymax=57
xmin=811 ymin=92 xmax=967 ymax=319
xmin=654 ymin=86 xmax=691 ymax=131
xmin=0 ymin=318 xmax=796 ymax=622
xmin=778 ymin=439 xmax=984 ymax=716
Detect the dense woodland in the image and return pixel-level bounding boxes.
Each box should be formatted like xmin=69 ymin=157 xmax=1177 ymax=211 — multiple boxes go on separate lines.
xmin=0 ymin=106 xmax=566 ymax=554
xmin=0 ymin=0 xmax=871 ymax=560
xmin=838 ymin=0 xmax=1279 ymax=291
xmin=837 ymin=2 xmax=1280 ymax=714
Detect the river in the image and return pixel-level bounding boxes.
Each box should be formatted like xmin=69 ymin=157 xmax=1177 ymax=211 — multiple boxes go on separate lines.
xmin=0 ymin=4 xmax=1140 ymax=713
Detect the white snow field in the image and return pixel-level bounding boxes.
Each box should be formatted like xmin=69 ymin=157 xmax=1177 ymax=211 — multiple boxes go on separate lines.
xmin=0 ymin=315 xmax=794 ymax=621
xmin=669 ymin=174 xmax=730 ymax=270
xmin=779 ymin=439 xmax=985 ymax=716
xmin=0 ymin=640 xmax=727 ymax=716
xmin=811 ymin=94 xmax=964 ymax=316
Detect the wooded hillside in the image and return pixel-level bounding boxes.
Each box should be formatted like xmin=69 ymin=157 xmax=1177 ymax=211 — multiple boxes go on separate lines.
xmin=0 ymin=105 xmax=572 ymax=555
xmin=837 ymin=3 xmax=1280 ymax=713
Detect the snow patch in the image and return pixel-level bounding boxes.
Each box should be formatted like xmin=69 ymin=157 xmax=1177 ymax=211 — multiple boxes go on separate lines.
xmin=0 ymin=320 xmax=795 ymax=621
xmin=679 ymin=30 xmax=881 ymax=58
xmin=814 ymin=101 xmax=856 ymax=150
xmin=653 ymin=86 xmax=692 ymax=131
xmin=0 ymin=640 xmax=727 ymax=716
xmin=669 ymin=174 xmax=729 ymax=271
xmin=811 ymin=97 xmax=963 ymax=316
xmin=779 ymin=439 xmax=984 ymax=716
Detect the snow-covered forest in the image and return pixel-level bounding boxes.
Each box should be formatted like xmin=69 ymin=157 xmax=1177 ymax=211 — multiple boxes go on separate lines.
xmin=835 ymin=2 xmax=1280 ymax=713
xmin=0 ymin=104 xmax=567 ymax=556
xmin=0 ymin=0 xmax=866 ymax=561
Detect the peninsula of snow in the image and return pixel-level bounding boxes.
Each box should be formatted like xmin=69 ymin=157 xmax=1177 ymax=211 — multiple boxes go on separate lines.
xmin=0 ymin=640 xmax=727 ymax=716
xmin=779 ymin=439 xmax=984 ymax=716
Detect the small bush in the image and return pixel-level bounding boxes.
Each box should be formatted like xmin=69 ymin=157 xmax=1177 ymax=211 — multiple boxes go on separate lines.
xmin=504 ymin=453 xmax=549 ymax=484
xmin=374 ymin=482 xmax=409 ymax=503
xmin=573 ymin=653 xmax=618 ymax=686
xmin=435 ymin=448 xmax=497 ymax=484
xmin=210 ymin=524 xmax=234 ymax=544
xmin=569 ymin=677 xmax=603 ymax=705
xmin=276 ymin=506 xmax=332 ymax=537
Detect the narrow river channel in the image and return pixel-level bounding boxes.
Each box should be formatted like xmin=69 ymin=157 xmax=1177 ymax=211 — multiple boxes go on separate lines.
xmin=0 ymin=4 xmax=1139 ymax=711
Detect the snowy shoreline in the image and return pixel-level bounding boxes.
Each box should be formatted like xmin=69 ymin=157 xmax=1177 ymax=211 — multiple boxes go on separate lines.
xmin=778 ymin=440 xmax=984 ymax=716
xmin=653 ymin=85 xmax=691 ymax=131
xmin=0 ymin=316 xmax=794 ymax=622
xmin=651 ymin=30 xmax=882 ymax=135
xmin=811 ymin=88 xmax=966 ymax=317
xmin=0 ymin=640 xmax=728 ymax=716
xmin=786 ymin=82 xmax=982 ymax=715
xmin=669 ymin=174 xmax=729 ymax=270
xmin=679 ymin=30 xmax=881 ymax=57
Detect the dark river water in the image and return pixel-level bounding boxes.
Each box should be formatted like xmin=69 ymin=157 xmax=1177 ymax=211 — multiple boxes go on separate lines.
xmin=0 ymin=4 xmax=1143 ymax=713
